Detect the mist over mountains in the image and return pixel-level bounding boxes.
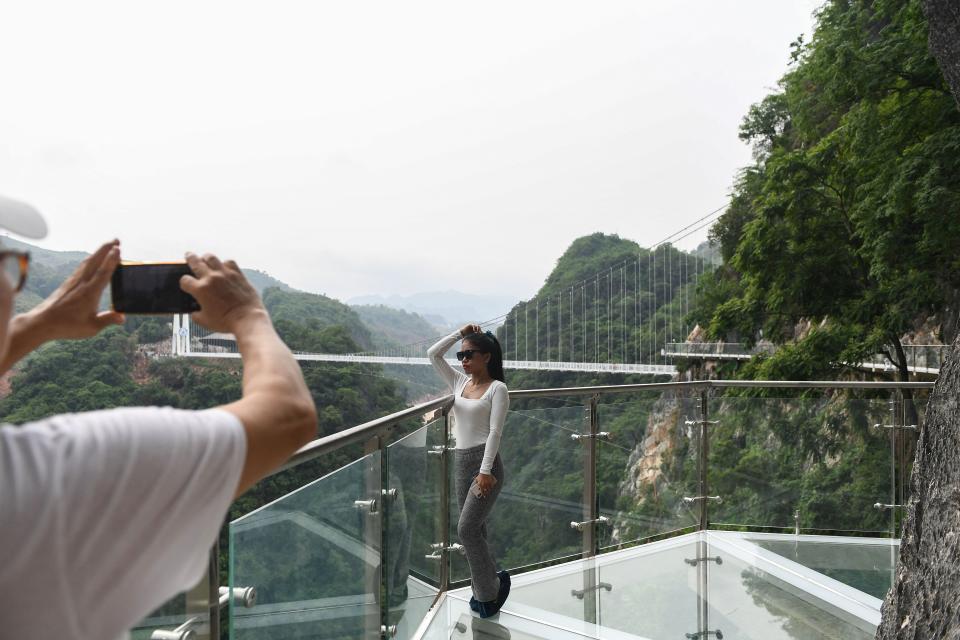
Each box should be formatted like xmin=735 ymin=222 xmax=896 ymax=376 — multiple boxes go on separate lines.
xmin=347 ymin=291 xmax=516 ymax=329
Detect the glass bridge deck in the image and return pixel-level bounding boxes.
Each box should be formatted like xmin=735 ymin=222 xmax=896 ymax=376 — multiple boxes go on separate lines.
xmin=417 ymin=531 xmax=894 ymax=640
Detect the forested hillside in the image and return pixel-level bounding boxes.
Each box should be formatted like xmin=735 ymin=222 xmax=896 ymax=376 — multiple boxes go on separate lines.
xmin=623 ymin=0 xmax=951 ymax=546
xmin=351 ymin=304 xmax=440 ymax=350
xmin=691 ymin=0 xmax=960 ymax=383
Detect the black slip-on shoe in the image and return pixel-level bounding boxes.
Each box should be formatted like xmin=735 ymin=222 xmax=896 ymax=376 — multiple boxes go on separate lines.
xmin=495 ymin=570 xmax=511 ymax=608
xmin=470 ymin=595 xmax=480 ymax=612
xmin=477 ymin=599 xmax=500 ymax=619
xmin=478 ymin=571 xmax=512 ymax=619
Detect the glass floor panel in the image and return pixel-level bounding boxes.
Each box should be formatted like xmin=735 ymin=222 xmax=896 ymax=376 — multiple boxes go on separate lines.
xmin=738 ymin=532 xmax=898 ymax=600
xmin=418 ymin=531 xmax=889 ymax=639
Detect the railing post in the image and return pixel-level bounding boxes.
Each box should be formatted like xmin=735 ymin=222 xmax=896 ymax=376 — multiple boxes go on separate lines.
xmin=208 ymin=539 xmax=220 ymax=639
xmin=363 ymin=435 xmax=384 ymax=640
xmin=172 ymin=314 xmax=180 ymax=356
xmin=697 ymin=389 xmax=712 ymax=640
xmin=439 ymin=406 xmax=452 ymax=593
xmin=581 ymin=393 xmax=600 ymax=627
xmin=183 ymin=548 xmax=211 ymax=639
xmin=583 ymin=394 xmax=600 ymax=556
xmin=698 ymin=391 xmax=710 ymax=531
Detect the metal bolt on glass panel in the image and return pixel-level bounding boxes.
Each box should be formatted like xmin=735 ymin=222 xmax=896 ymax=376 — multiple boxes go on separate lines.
xmin=570 ymin=516 xmax=610 ymax=531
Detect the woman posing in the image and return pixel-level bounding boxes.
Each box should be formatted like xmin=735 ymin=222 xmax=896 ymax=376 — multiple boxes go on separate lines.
xmin=427 ymin=323 xmax=510 ymax=618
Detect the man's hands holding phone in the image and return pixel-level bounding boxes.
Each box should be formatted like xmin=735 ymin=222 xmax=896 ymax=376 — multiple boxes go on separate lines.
xmin=179 ymin=252 xmax=265 ymax=335
xmin=31 ymin=240 xmax=125 ymax=340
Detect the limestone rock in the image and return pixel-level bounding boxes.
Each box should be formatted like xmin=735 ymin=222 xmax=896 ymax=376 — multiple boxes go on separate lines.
xmin=876 ymin=6 xmax=960 ymax=635
xmin=923 ymin=0 xmax=960 ymax=110
xmin=875 ymin=333 xmax=960 ymax=638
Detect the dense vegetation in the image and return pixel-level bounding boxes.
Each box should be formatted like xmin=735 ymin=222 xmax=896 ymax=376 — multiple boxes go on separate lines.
xmin=693 ymin=0 xmax=960 ymax=383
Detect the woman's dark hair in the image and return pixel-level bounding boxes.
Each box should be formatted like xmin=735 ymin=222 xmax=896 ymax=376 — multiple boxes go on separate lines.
xmin=463 ymin=330 xmax=506 ymax=383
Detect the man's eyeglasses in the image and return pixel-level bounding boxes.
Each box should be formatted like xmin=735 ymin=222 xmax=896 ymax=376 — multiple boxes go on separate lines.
xmin=0 ymin=250 xmax=30 ymax=293
xmin=456 ymin=349 xmax=485 ymax=362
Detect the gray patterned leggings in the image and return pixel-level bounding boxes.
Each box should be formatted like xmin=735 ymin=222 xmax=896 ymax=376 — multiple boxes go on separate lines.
xmin=455 ymin=445 xmax=505 ymax=602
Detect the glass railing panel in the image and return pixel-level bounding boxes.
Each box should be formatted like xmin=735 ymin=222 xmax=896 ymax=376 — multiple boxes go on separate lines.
xmin=739 ymin=532 xmax=899 ymax=600
xmin=386 ymin=418 xmax=443 ymax=639
xmin=597 ymin=391 xmax=701 ymax=547
xmin=703 ymin=533 xmax=878 ymax=639
xmin=449 ymin=406 xmax=586 ymax=583
xmin=595 ymin=535 xmax=702 ymax=638
xmin=229 ymin=452 xmax=381 ymax=639
xmin=493 ymin=559 xmax=602 ymax=636
xmin=708 ymin=397 xmax=893 ymax=535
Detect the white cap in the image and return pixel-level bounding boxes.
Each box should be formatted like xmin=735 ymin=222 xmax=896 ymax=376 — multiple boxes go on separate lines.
xmin=0 ymin=195 xmax=48 ymax=239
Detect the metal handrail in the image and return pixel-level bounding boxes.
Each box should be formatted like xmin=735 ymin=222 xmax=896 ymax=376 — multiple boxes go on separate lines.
xmin=269 ymin=395 xmax=454 ymax=478
xmin=270 ymin=379 xmax=935 ymax=475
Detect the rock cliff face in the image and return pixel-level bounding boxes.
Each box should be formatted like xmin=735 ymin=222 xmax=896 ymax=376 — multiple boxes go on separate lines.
xmin=619 ymin=398 xmax=681 ymax=498
xmin=875 ymin=5 xmax=960 ymax=638
xmin=923 ymin=0 xmax=960 ymax=110
xmin=876 ymin=334 xmax=960 ymax=638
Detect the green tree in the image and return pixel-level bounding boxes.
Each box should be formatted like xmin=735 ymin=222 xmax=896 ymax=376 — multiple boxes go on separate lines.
xmin=699 ymin=0 xmax=960 ymax=383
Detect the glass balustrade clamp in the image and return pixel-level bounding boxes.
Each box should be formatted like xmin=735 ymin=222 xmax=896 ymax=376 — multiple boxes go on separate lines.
xmin=683 ymin=495 xmax=723 ymax=504
xmin=425 ymin=542 xmax=466 ymax=560
xmin=354 ymin=498 xmax=377 ymax=514
xmin=380 ymin=624 xmax=397 ymax=638
xmin=685 ymin=556 xmax=722 ymax=566
xmin=570 ymin=516 xmax=610 ymax=531
xmin=570 ymin=431 xmax=612 ymax=441
xmin=151 ymin=628 xmax=197 ymax=640
xmin=686 ymin=631 xmax=723 ymax=639
xmin=874 ymin=503 xmax=903 ymax=510
xmin=426 ymin=444 xmax=454 ymax=456
xmin=219 ymin=586 xmax=256 ymax=609
xmin=151 ymin=586 xmax=255 ymax=640
xmin=872 ymin=422 xmax=918 ymax=431
xmin=570 ymin=582 xmax=612 ymax=599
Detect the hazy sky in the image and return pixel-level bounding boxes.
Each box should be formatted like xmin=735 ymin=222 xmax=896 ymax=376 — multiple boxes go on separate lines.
xmin=0 ymin=1 xmax=819 ymax=301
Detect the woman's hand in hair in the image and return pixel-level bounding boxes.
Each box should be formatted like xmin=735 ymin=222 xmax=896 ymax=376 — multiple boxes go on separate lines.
xmin=459 ymin=323 xmax=482 ymax=337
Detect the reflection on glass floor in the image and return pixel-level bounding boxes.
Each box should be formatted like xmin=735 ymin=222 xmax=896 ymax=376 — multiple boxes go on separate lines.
xmin=418 ymin=531 xmax=891 ymax=639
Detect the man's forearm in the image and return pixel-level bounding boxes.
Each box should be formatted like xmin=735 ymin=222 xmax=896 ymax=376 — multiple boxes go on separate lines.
xmin=232 ymin=310 xmax=312 ymax=410
xmin=0 ymin=311 xmax=55 ymax=375
xmin=225 ymin=309 xmax=317 ymax=495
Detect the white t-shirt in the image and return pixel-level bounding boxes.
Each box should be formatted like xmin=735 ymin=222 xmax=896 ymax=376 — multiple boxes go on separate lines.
xmin=427 ymin=332 xmax=509 ymax=474
xmin=0 ymin=406 xmax=247 ymax=640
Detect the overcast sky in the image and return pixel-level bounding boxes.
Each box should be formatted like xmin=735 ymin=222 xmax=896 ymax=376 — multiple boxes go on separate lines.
xmin=0 ymin=1 xmax=819 ymax=301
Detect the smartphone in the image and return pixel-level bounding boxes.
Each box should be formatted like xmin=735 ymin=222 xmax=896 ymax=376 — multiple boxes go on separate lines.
xmin=470 ymin=475 xmax=497 ymax=498
xmin=110 ymin=262 xmax=201 ymax=314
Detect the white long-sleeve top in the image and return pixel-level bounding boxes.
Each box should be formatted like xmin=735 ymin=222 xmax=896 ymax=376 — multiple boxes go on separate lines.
xmin=427 ymin=331 xmax=509 ymax=474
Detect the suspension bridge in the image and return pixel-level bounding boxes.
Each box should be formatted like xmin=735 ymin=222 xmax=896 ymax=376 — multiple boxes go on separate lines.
xmin=169 ymin=223 xmax=719 ymax=375
xmin=162 ymin=206 xmax=944 ymax=378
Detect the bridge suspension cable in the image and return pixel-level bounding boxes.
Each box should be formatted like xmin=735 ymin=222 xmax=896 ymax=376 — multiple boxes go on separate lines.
xmin=169 ymin=205 xmax=730 ymax=375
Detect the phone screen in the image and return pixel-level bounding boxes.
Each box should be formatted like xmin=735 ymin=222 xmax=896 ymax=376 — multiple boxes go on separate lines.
xmin=110 ymin=263 xmax=201 ymax=314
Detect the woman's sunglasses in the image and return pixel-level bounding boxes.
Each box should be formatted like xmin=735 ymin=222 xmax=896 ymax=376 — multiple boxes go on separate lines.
xmin=456 ymin=349 xmax=485 ymax=361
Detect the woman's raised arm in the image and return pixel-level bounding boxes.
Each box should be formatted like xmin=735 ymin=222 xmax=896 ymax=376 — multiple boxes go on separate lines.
xmin=427 ymin=330 xmax=468 ymax=392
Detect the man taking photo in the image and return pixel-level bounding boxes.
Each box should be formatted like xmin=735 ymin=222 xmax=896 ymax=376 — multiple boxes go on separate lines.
xmin=0 ymin=194 xmax=318 ymax=639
